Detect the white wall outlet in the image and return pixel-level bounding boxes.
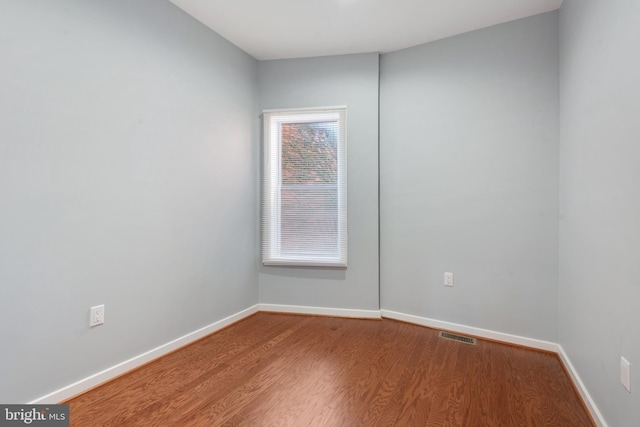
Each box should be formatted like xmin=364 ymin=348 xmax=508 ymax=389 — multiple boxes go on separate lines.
xmin=90 ymin=304 xmax=105 ymax=327
xmin=444 ymin=272 xmax=454 ymax=287
xmin=621 ymin=356 xmax=631 ymax=392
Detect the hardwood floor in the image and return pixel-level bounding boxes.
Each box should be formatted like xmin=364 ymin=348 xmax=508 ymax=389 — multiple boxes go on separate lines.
xmin=66 ymin=313 xmax=594 ymax=426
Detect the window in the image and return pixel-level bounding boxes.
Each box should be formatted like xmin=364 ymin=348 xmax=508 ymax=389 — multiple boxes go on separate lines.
xmin=262 ymin=107 xmax=347 ymax=267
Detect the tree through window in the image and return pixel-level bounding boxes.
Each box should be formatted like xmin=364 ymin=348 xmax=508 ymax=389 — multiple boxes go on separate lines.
xmin=262 ymin=108 xmax=347 ymax=266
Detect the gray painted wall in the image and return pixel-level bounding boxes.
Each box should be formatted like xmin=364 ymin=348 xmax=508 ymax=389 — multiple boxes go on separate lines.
xmin=5 ymin=2 xmax=633 ymax=422
xmin=380 ymin=12 xmax=559 ymax=341
xmin=0 ymin=0 xmax=258 ymax=403
xmin=559 ymin=1 xmax=640 ymax=425
xmin=258 ymin=54 xmax=379 ymax=311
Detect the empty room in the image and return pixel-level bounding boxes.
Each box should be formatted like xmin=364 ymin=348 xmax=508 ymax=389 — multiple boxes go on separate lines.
xmin=1 ymin=0 xmax=638 ymax=426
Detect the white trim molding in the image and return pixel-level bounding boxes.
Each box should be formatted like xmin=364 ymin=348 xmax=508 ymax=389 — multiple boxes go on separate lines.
xmin=27 ymin=304 xmax=607 ymax=427
xmin=29 ymin=304 xmax=260 ymax=404
xmin=259 ymin=303 xmax=381 ymax=319
xmin=380 ymin=309 xmax=607 ymax=426
xmin=381 ymin=309 xmax=558 ymax=351
xmin=557 ymin=345 xmax=609 ymax=427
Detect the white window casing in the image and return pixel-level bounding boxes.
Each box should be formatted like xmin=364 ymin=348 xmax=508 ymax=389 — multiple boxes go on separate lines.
xmin=262 ymin=107 xmax=347 ymax=267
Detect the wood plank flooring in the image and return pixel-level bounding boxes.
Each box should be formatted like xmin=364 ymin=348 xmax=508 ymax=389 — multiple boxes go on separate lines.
xmin=66 ymin=313 xmax=594 ymax=426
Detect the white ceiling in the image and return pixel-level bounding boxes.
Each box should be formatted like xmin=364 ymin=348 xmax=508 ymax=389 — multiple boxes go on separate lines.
xmin=168 ymin=0 xmax=562 ymax=60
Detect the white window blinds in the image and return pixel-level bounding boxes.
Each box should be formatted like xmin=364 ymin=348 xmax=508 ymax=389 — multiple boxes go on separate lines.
xmin=262 ymin=107 xmax=347 ymax=267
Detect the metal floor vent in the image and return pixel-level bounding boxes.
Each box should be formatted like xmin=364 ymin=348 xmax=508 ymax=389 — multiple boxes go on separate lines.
xmin=438 ymin=331 xmax=477 ymax=345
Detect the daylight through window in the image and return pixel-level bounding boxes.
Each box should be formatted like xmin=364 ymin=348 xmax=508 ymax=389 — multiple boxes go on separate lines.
xmin=262 ymin=107 xmax=347 ymax=266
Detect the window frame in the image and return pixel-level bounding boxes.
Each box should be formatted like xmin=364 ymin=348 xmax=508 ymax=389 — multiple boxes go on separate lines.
xmin=262 ymin=106 xmax=348 ymax=267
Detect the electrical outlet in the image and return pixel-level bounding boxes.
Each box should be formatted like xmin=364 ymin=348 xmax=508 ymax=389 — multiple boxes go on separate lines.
xmin=621 ymin=356 xmax=631 ymax=392
xmin=90 ymin=304 xmax=105 ymax=327
xmin=444 ymin=272 xmax=454 ymax=287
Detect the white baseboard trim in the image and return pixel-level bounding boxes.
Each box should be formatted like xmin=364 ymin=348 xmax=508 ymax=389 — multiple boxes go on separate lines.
xmin=557 ymin=345 xmax=608 ymax=427
xmin=381 ymin=309 xmax=607 ymax=426
xmin=381 ymin=309 xmax=558 ymax=352
xmin=28 ymin=304 xmax=606 ymax=427
xmin=29 ymin=304 xmax=260 ymax=404
xmin=259 ymin=303 xmax=381 ymax=319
